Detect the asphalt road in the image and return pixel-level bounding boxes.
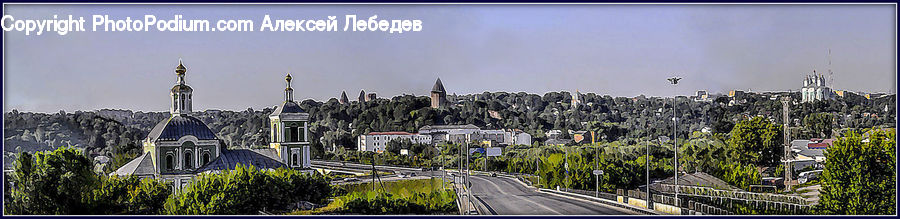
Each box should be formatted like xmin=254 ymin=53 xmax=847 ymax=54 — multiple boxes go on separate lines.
xmin=467 ymin=175 xmax=636 ymax=215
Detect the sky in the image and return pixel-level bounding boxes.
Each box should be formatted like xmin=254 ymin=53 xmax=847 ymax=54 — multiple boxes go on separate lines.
xmin=3 ymin=4 xmax=896 ymax=113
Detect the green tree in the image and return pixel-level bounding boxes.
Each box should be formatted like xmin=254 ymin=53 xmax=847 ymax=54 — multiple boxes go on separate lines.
xmin=90 ymin=176 xmax=171 ymax=214
xmin=727 ymin=117 xmax=783 ymax=166
xmin=6 ymin=147 xmax=99 ymax=215
xmin=816 ymin=129 xmax=895 ymax=215
xmin=804 ymin=112 xmax=835 ymax=138
xmin=165 ymin=165 xmax=331 ymax=215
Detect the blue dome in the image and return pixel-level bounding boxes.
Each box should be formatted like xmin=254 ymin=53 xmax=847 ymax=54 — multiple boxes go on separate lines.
xmin=147 ymin=115 xmax=218 ymax=141
xmin=271 ymin=101 xmax=305 ymax=115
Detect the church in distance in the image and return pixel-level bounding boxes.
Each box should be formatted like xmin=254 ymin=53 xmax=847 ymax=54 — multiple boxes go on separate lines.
xmin=112 ymin=60 xmax=311 ymax=190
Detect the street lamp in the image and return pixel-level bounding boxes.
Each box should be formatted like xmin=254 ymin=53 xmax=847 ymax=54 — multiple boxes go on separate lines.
xmin=667 ymin=76 xmax=681 ymax=203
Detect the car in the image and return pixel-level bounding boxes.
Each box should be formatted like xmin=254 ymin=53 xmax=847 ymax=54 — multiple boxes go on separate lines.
xmin=343 ymin=177 xmax=359 ymax=182
xmin=490 ymin=172 xmax=497 ymax=177
xmin=422 ymin=168 xmax=430 ymax=171
xmin=409 ymin=172 xmax=417 ymax=177
xmin=398 ymin=173 xmax=409 ymax=178
xmin=799 ymin=170 xmax=823 ymax=184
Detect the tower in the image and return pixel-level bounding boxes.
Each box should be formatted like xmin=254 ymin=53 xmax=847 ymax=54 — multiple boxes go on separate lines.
xmin=358 ymin=90 xmax=366 ymax=102
xmin=571 ymin=90 xmax=583 ymax=107
xmin=339 ymin=91 xmax=349 ymax=105
xmin=781 ymin=96 xmax=793 ymax=190
xmin=269 ymin=73 xmax=311 ymax=168
xmin=171 ymin=59 xmax=193 ymax=115
xmin=431 ymin=78 xmax=447 ymax=108
xmin=284 ymin=74 xmax=294 ymax=102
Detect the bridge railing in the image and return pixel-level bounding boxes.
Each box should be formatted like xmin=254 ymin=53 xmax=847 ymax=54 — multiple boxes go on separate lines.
xmin=652 ymin=184 xmax=810 ymax=206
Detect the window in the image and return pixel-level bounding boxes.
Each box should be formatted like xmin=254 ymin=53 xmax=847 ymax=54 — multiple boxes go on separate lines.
xmin=166 ymin=154 xmax=174 ymax=171
xmin=202 ymin=153 xmax=210 ymax=164
xmin=180 ymin=96 xmax=185 ymax=110
xmin=292 ymin=153 xmax=298 ymax=166
xmin=297 ymin=127 xmax=305 ymax=142
xmin=184 ymin=152 xmax=192 ymax=169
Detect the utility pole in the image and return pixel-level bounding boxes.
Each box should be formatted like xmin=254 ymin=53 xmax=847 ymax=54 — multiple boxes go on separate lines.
xmin=667 ymin=76 xmax=682 ymax=202
xmin=595 ymin=145 xmax=599 ymax=197
xmin=782 ymin=97 xmax=793 ymax=191
xmin=565 ymin=146 xmax=569 ymax=192
xmin=465 ymin=134 xmax=472 ymax=214
xmin=536 ymin=149 xmax=540 ymax=187
xmin=646 ymin=137 xmax=651 ymax=208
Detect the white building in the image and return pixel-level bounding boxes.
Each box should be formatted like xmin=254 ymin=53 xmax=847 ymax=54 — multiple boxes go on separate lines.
xmin=358 ymin=132 xmax=432 ymax=152
xmin=801 ymin=70 xmax=835 ymax=103
xmin=418 ymin=124 xmax=532 ymax=146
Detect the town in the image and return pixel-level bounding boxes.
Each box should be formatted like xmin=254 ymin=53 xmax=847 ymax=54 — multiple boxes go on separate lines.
xmin=3 ymin=59 xmax=895 ymax=215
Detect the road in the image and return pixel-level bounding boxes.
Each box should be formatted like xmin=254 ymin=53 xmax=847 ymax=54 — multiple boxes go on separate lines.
xmin=466 ymin=175 xmax=636 ymax=215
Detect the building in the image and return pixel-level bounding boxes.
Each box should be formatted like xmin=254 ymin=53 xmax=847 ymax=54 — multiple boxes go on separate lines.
xmin=339 ymin=91 xmax=349 ymax=105
xmin=571 ymin=90 xmax=584 ymax=106
xmin=788 ymin=139 xmax=830 ymax=172
xmin=801 ymin=70 xmax=835 ymax=103
xmin=112 ymin=61 xmax=310 ymax=191
xmin=357 ymin=132 xmax=432 ymax=152
xmin=431 ymin=78 xmax=448 ymax=108
xmin=268 ymin=74 xmax=312 ymax=168
xmin=365 ymin=92 xmax=377 ymax=102
xmin=417 ymin=124 xmax=531 ymax=146
xmin=694 ymin=90 xmax=710 ymax=101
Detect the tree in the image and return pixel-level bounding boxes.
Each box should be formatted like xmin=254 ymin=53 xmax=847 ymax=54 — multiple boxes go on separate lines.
xmin=816 ymin=130 xmax=895 ymax=215
xmin=804 ymin=112 xmax=835 ymax=138
xmin=6 ymin=147 xmax=99 ymax=215
xmin=90 ymin=176 xmax=171 ymax=214
xmin=726 ymin=117 xmax=783 ymax=166
xmin=165 ymin=165 xmax=331 ymax=215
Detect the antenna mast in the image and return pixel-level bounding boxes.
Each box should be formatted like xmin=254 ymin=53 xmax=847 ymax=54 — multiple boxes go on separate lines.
xmin=827 ymin=49 xmax=834 ymax=88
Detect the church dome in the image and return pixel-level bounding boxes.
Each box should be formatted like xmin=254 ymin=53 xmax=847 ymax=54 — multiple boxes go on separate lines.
xmin=175 ymin=60 xmax=187 ymax=75
xmin=271 ymin=101 xmax=305 ymax=115
xmin=147 ymin=115 xmax=218 ymax=142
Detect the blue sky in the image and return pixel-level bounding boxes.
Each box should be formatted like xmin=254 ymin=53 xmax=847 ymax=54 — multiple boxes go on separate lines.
xmin=3 ymin=4 xmax=896 ymax=112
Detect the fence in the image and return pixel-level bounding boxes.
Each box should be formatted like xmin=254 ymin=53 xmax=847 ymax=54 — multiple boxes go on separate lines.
xmin=653 ymin=184 xmax=810 ymax=206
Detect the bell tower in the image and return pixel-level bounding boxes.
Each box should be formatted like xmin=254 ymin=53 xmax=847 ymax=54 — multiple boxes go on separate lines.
xmin=171 ymin=59 xmax=193 ymax=115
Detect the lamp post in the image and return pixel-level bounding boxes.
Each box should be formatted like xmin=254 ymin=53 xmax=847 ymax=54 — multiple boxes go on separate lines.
xmin=465 ymin=134 xmax=472 ymax=214
xmin=646 ymin=137 xmax=651 ymax=208
xmin=667 ymin=76 xmax=682 ymax=203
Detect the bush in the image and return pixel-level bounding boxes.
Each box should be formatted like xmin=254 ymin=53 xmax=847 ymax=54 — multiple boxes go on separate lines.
xmin=165 ymin=165 xmax=331 ymax=215
xmin=90 ymin=176 xmax=171 ymax=214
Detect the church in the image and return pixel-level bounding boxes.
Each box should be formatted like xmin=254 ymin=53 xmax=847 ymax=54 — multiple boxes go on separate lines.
xmin=112 ymin=60 xmax=311 ymax=190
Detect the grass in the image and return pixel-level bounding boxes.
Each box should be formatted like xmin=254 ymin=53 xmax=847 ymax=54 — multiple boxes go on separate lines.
xmin=290 ymin=178 xmax=457 ymax=215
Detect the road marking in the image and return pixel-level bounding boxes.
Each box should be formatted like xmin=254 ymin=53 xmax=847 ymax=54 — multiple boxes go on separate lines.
xmin=540 ymin=189 xmax=641 ymax=215
xmin=472 ymin=176 xmax=562 ymax=214
xmin=472 ymin=176 xmax=507 ymax=195
xmin=520 ymin=194 xmax=564 ymax=214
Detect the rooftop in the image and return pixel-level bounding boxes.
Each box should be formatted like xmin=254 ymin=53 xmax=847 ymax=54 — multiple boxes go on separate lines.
xmin=148 ymin=114 xmax=218 ymax=142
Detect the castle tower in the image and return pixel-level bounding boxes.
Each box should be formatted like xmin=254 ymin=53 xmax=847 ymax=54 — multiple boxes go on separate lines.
xmin=431 ymin=78 xmax=447 ymax=108
xmin=171 ymin=59 xmax=193 ymax=115
xmin=358 ymin=90 xmax=366 ymax=103
xmin=339 ymin=91 xmax=349 ymax=105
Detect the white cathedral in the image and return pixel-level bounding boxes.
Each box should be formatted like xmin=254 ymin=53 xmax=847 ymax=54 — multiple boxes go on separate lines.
xmin=112 ymin=60 xmax=311 ymax=190
xmin=801 ymin=70 xmax=835 ymax=103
